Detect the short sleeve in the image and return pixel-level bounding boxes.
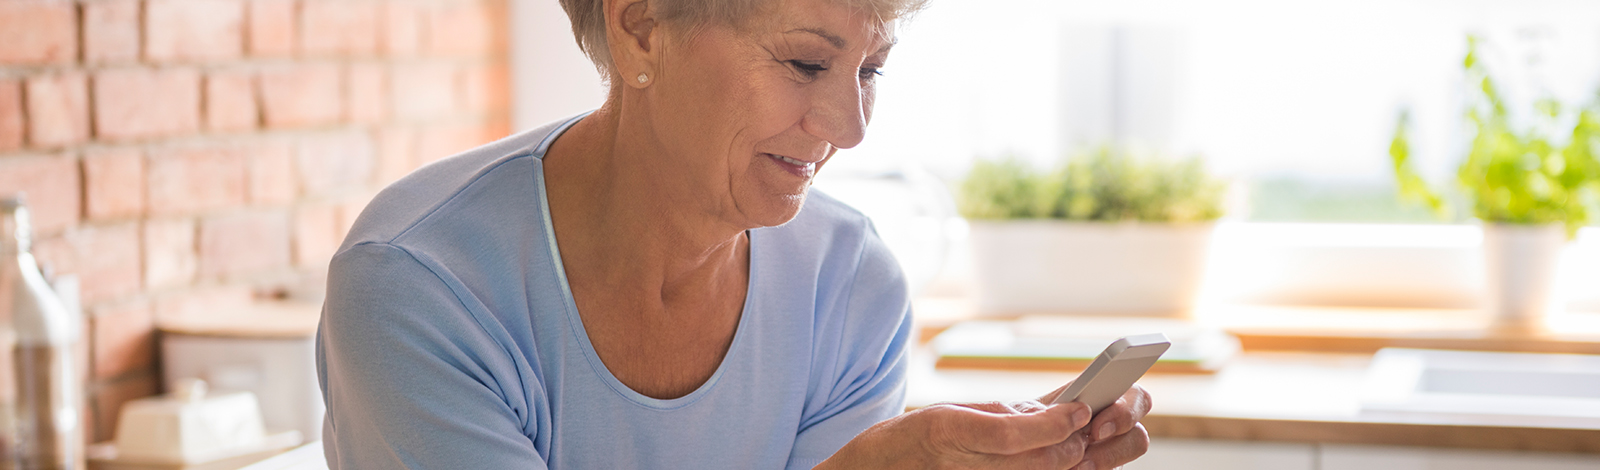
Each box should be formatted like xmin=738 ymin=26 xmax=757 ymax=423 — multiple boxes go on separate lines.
xmin=785 ymin=224 xmax=914 ymax=469
xmin=316 ymin=243 xmax=546 ymax=469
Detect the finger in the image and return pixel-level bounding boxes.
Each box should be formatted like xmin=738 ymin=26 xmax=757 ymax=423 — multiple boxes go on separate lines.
xmin=962 ymin=401 xmax=1019 ymax=415
xmin=1126 ymin=384 xmax=1153 ymax=417
xmin=991 ymin=428 xmax=1089 ymax=470
xmin=1076 ymin=422 xmax=1151 ymax=470
xmin=955 ymin=401 xmax=1093 ymax=455
xmin=1010 ymin=400 xmax=1050 ymax=414
xmin=1087 ymin=385 xmax=1152 ymax=442
xmin=1039 ymin=380 xmax=1074 ymax=404
xmin=965 ymin=400 xmax=1050 ymax=416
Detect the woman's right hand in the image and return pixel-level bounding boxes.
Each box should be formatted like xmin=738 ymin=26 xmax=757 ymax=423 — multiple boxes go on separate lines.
xmin=818 ymin=400 xmax=1095 ymax=469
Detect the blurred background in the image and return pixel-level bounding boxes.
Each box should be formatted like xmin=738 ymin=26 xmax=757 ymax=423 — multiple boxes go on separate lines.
xmin=0 ymin=0 xmax=509 ymax=449
xmin=4 ymin=0 xmax=1600 ymax=468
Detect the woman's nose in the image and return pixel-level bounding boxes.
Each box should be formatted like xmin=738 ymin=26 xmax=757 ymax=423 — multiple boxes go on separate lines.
xmin=802 ymin=75 xmax=868 ymax=149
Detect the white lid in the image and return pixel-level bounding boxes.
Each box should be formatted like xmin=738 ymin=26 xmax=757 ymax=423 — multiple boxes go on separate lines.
xmin=114 ymin=379 xmax=269 ymax=464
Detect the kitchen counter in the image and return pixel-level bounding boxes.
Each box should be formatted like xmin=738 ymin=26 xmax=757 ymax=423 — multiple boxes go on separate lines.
xmin=907 ymin=348 xmax=1600 ymax=454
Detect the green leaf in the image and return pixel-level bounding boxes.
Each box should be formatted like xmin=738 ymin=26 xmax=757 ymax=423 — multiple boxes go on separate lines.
xmin=1391 ymin=35 xmax=1600 ymax=239
xmin=958 ymin=146 xmax=1227 ymax=222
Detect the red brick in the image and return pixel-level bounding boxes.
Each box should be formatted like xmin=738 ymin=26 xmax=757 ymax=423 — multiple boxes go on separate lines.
xmin=83 ymin=0 xmax=141 ymax=64
xmin=347 ymin=64 xmax=387 ymax=123
xmin=391 ymin=63 xmax=456 ymax=121
xmin=375 ymin=127 xmax=416 ymax=184
xmin=293 ymin=203 xmax=338 ymax=268
xmin=0 ymin=1 xmax=77 ymax=65
xmin=145 ymin=0 xmax=245 ymax=62
xmin=249 ymin=141 xmax=295 ymax=204
xmin=146 ymin=144 xmax=248 ymax=216
xmin=301 ymin=0 xmax=378 ymax=56
xmin=486 ymin=118 xmax=510 ymax=139
xmin=57 ymin=223 xmax=143 ymax=305
xmin=259 ymin=65 xmax=342 ymax=128
xmin=32 ymin=225 xmax=138 ymax=305
xmin=296 ymin=132 xmax=373 ymax=197
xmin=91 ymin=373 xmax=159 ymax=443
xmin=0 ymin=154 xmax=81 ymax=233
xmin=382 ymin=1 xmax=420 ymax=57
xmin=0 ymin=80 xmax=22 ymax=152
xmin=151 ymin=284 xmax=253 ymax=324
xmin=198 ymin=211 xmax=291 ymax=278
xmin=426 ymin=1 xmax=498 ymax=56
xmin=91 ymin=300 xmax=155 ymax=381
xmin=25 ymin=73 xmax=91 ymax=148
xmin=82 ymin=147 xmax=146 ymax=220
xmin=247 ymin=0 xmax=297 ymax=57
xmin=461 ymin=61 xmax=510 ymax=114
xmin=417 ymin=123 xmax=485 ymax=164
xmin=143 ymin=218 xmax=197 ymax=289
xmin=205 ymin=72 xmax=259 ymax=132
xmin=93 ymin=68 xmax=203 ymax=141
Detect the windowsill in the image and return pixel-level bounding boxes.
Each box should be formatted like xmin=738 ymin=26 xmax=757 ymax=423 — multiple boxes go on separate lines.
xmin=912 ymin=297 xmax=1600 ymax=355
xmin=1198 ymin=223 xmax=1600 ymax=311
xmin=912 ymin=221 xmax=1600 ymax=354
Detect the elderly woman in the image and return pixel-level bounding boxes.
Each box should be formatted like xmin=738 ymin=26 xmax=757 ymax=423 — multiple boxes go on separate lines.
xmin=317 ymin=0 xmax=1152 ymax=468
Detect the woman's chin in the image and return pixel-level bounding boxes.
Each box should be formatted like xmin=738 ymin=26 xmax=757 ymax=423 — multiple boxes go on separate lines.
xmin=741 ymin=191 xmax=809 ymax=228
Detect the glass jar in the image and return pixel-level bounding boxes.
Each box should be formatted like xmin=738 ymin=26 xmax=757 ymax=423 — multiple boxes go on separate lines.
xmin=0 ymin=197 xmax=83 ymax=470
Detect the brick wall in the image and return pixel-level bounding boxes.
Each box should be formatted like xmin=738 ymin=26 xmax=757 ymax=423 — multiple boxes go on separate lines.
xmin=0 ymin=0 xmax=510 ymax=441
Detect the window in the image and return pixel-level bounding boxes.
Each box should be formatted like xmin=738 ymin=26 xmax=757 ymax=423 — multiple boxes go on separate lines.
xmin=839 ymin=0 xmax=1600 ymax=309
xmin=511 ymin=0 xmax=1600 ymax=315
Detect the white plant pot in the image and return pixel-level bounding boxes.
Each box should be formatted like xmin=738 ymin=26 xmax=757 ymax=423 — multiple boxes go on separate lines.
xmin=1481 ymin=223 xmax=1566 ymax=332
xmin=969 ymin=220 xmax=1215 ymax=317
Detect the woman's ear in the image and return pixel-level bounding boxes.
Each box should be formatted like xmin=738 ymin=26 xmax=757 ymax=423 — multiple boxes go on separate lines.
xmin=604 ymin=0 xmax=659 ymax=89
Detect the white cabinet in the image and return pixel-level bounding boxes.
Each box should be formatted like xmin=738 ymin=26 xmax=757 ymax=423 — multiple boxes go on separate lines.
xmin=1320 ymin=444 xmax=1600 ymax=470
xmin=1124 ymin=438 xmax=1315 ymax=470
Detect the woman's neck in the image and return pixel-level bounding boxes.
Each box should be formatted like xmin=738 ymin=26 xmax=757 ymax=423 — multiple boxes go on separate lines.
xmin=541 ymin=105 xmax=751 ymax=311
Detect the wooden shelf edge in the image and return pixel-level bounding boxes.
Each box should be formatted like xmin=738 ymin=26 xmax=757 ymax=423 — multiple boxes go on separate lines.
xmin=935 ymin=356 xmax=1219 ymax=374
xmin=1144 ymin=414 xmax=1600 ymax=454
xmin=1233 ymin=331 xmax=1600 ymax=355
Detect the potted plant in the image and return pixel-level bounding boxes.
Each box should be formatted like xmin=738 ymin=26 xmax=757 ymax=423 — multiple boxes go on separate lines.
xmin=959 ymin=147 xmax=1227 ymax=317
xmin=1390 ymin=36 xmax=1600 ymax=332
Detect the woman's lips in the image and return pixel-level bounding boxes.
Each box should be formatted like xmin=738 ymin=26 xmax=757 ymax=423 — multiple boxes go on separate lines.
xmin=763 ymin=153 xmax=815 ymax=178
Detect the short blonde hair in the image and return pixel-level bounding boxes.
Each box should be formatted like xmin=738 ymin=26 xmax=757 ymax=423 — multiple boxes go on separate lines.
xmin=558 ymin=0 xmax=927 ymax=77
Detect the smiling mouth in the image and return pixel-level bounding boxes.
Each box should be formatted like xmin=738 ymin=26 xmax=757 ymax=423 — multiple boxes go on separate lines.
xmin=763 ymin=153 xmax=816 ymax=178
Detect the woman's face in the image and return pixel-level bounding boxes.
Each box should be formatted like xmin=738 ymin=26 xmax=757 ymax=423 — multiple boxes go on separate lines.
xmin=644 ymin=0 xmax=893 ymax=228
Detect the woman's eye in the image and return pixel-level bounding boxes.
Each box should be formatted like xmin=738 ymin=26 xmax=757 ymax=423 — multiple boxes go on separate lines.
xmin=859 ymin=67 xmax=884 ymax=80
xmin=788 ymin=60 xmax=828 ymax=78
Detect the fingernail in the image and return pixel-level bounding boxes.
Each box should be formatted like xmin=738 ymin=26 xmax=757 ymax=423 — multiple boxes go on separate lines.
xmin=1097 ymin=422 xmax=1116 ymax=441
xmin=1072 ymin=407 xmax=1091 ymax=426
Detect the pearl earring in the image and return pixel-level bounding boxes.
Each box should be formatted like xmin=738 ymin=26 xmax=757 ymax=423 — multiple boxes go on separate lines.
xmin=637 ymin=73 xmax=649 ymax=84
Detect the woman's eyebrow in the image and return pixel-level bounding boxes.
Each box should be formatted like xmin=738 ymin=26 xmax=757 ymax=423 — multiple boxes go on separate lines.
xmin=785 ymin=28 xmax=898 ymax=55
xmin=787 ymin=28 xmax=847 ymax=49
xmin=875 ymin=39 xmax=897 ymax=55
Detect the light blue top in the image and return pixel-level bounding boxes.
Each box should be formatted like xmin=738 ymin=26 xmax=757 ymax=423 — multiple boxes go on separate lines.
xmin=316 ymin=114 xmax=913 ymax=469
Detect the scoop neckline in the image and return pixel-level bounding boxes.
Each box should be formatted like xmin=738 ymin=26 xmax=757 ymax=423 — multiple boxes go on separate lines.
xmin=529 ymin=112 xmax=759 ymax=411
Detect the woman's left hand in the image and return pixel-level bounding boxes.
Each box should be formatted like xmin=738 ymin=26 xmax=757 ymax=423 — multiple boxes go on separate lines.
xmin=1041 ymin=383 xmax=1153 ymax=470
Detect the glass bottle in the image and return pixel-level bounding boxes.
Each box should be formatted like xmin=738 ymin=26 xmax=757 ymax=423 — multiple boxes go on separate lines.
xmin=0 ymin=197 xmax=82 ymax=469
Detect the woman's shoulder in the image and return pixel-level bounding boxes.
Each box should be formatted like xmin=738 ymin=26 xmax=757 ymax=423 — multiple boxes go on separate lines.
xmin=339 ymin=120 xmax=574 ymax=250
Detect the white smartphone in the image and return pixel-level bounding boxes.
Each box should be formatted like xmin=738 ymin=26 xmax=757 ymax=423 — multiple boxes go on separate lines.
xmin=1049 ymin=333 xmax=1171 ymax=415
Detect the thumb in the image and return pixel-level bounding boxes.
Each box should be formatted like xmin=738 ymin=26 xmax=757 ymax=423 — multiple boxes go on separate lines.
xmin=958 ymin=402 xmax=1093 ymax=455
